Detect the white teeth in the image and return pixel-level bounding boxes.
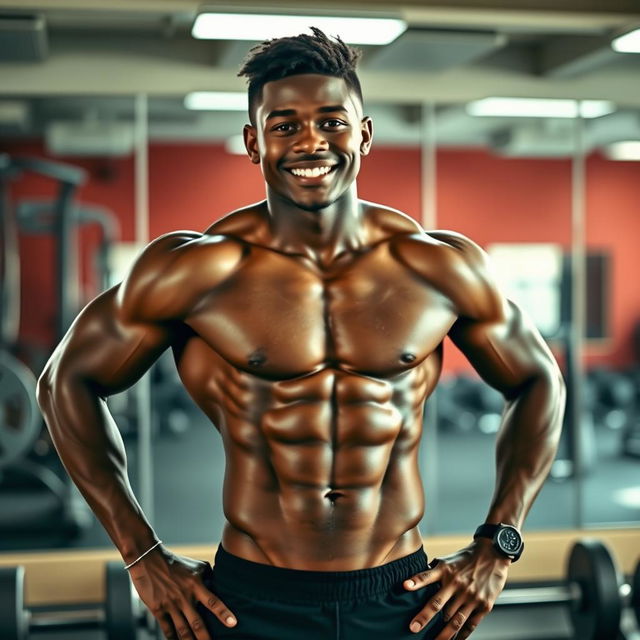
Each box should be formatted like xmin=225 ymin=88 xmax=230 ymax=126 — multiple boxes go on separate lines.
xmin=290 ymin=166 xmax=332 ymax=178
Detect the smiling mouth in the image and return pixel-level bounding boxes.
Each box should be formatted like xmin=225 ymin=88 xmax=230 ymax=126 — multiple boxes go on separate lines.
xmin=284 ymin=165 xmax=338 ymax=181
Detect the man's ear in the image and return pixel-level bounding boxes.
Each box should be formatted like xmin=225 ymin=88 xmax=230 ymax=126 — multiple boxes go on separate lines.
xmin=360 ymin=116 xmax=373 ymax=156
xmin=243 ymin=124 xmax=261 ymax=164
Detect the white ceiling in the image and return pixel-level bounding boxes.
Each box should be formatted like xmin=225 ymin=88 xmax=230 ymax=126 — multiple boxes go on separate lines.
xmin=1 ymin=0 xmax=640 ymax=154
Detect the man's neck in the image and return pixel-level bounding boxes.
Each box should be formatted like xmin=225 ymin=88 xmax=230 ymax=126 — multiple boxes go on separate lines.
xmin=265 ymin=184 xmax=366 ymax=267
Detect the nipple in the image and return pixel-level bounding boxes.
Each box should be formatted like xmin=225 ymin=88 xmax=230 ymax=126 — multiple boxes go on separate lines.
xmin=248 ymin=349 xmax=267 ymax=367
xmin=400 ymin=352 xmax=416 ymax=364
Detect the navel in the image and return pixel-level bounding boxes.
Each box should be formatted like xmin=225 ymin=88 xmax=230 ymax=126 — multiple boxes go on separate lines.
xmin=400 ymin=352 xmax=416 ymax=364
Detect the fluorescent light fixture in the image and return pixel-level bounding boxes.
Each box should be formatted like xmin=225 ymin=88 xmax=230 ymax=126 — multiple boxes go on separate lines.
xmin=192 ymin=13 xmax=406 ymax=45
xmin=184 ymin=92 xmax=248 ymax=111
xmin=579 ymin=101 xmax=615 ymax=118
xmin=613 ymin=486 xmax=640 ymax=508
xmin=225 ymin=134 xmax=248 ymax=155
xmin=466 ymin=97 xmax=615 ymax=119
xmin=604 ymin=141 xmax=640 ymax=161
xmin=612 ymin=28 xmax=640 ymax=53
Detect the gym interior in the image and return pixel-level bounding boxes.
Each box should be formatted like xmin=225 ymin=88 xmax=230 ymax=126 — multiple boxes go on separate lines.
xmin=1 ymin=1 xmax=640 ymax=639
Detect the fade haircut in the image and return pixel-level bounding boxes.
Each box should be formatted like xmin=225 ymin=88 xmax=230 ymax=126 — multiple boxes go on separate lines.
xmin=238 ymin=27 xmax=363 ymax=124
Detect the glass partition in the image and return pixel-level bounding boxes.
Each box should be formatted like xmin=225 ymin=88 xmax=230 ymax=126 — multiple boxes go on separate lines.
xmin=0 ymin=95 xmax=137 ymax=550
xmin=582 ymin=109 xmax=640 ymax=527
xmin=429 ymin=106 xmax=577 ymax=534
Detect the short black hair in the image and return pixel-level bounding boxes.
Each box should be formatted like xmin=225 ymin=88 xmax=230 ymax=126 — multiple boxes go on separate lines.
xmin=238 ymin=27 xmax=363 ymax=123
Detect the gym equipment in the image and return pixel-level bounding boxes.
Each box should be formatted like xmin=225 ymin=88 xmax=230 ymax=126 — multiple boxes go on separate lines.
xmin=2 ymin=539 xmax=638 ymax=640
xmin=105 ymin=561 xmax=160 ymax=640
xmin=436 ymin=374 xmax=506 ymax=436
xmin=436 ymin=376 xmax=480 ymax=433
xmin=633 ymin=559 xmax=640 ymax=627
xmin=0 ymin=154 xmax=93 ymax=542
xmin=0 ymin=352 xmax=40 ymax=475
xmin=589 ymin=367 xmax=636 ymax=433
xmin=16 ymin=199 xmax=118 ymax=298
xmin=0 ymin=566 xmax=26 ymax=640
xmin=0 ymin=156 xmax=39 ymax=479
xmin=493 ymin=539 xmax=634 ymax=640
xmin=0 ymin=561 xmax=160 ymax=640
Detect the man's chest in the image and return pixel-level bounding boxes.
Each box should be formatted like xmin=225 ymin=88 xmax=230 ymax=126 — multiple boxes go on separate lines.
xmin=184 ymin=244 xmax=457 ymax=378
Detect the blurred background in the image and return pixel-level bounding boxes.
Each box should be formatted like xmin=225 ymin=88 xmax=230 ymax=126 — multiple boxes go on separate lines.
xmin=1 ymin=0 xmax=639 ymax=557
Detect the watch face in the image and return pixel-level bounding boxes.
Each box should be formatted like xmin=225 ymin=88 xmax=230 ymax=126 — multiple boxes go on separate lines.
xmin=497 ymin=527 xmax=521 ymax=553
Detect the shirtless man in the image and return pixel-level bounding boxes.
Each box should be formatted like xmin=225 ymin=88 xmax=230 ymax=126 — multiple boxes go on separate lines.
xmin=37 ymin=28 xmax=565 ymax=640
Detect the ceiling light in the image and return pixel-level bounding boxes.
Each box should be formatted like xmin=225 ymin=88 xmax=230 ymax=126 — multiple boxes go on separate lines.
xmin=184 ymin=92 xmax=248 ymax=111
xmin=579 ymin=101 xmax=615 ymax=118
xmin=604 ymin=141 xmax=640 ymax=161
xmin=191 ymin=13 xmax=406 ymax=45
xmin=613 ymin=486 xmax=640 ymax=508
xmin=611 ymin=28 xmax=640 ymax=53
xmin=466 ymin=98 xmax=615 ymax=119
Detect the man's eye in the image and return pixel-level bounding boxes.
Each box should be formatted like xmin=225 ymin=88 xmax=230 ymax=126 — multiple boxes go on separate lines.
xmin=273 ymin=123 xmax=295 ymax=132
xmin=323 ymin=119 xmax=346 ymax=129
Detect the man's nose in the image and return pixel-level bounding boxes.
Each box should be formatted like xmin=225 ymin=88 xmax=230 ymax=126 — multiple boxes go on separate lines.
xmin=292 ymin=125 xmax=329 ymax=154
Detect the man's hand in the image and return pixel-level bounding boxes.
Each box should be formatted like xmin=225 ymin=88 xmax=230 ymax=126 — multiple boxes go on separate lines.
xmin=128 ymin=546 xmax=237 ymax=640
xmin=403 ymin=540 xmax=510 ymax=640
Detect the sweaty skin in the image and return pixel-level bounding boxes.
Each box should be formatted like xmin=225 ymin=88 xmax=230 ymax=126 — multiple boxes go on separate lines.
xmin=37 ymin=74 xmax=565 ymax=640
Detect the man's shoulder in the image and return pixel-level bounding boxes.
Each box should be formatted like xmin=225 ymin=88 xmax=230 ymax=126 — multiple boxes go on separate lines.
xmin=362 ymin=201 xmax=423 ymax=236
xmin=362 ymin=202 xmax=482 ymax=256
xmin=204 ymin=201 xmax=269 ymax=244
xmin=389 ymin=226 xmax=485 ymax=269
xmin=388 ymin=227 xmax=502 ymax=320
xmin=132 ymin=229 xmax=246 ymax=278
xmin=117 ymin=229 xmax=247 ymax=322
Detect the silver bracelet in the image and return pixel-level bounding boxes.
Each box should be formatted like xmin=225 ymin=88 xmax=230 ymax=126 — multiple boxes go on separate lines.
xmin=124 ymin=540 xmax=163 ymax=571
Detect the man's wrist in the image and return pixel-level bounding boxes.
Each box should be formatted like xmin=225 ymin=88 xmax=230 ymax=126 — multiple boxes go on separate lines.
xmin=118 ymin=530 xmax=163 ymax=566
xmin=124 ymin=539 xmax=164 ymax=570
xmin=474 ymin=523 xmax=524 ymax=562
xmin=473 ymin=537 xmax=513 ymax=563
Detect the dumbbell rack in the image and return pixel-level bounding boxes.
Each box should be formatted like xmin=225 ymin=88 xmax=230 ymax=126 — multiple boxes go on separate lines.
xmin=0 ymin=562 xmax=160 ymax=640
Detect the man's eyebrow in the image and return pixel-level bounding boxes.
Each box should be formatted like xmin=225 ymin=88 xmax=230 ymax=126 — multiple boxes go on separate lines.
xmin=265 ymin=108 xmax=296 ymax=121
xmin=265 ymin=105 xmax=348 ymax=120
xmin=317 ymin=105 xmax=348 ymax=114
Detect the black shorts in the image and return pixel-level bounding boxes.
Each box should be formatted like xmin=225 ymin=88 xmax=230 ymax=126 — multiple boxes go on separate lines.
xmin=197 ymin=544 xmax=446 ymax=640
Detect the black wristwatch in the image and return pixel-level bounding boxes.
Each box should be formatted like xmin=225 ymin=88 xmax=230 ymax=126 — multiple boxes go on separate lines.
xmin=474 ymin=523 xmax=524 ymax=562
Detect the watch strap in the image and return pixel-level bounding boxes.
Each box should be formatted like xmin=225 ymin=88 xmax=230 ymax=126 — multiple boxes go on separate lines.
xmin=474 ymin=524 xmax=499 ymax=539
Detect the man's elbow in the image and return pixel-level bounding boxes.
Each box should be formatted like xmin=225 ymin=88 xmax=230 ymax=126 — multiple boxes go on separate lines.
xmin=36 ymin=370 xmax=53 ymax=412
xmin=546 ymin=359 xmax=567 ymax=409
xmin=36 ymin=363 xmax=80 ymax=413
xmin=537 ymin=362 xmax=567 ymax=437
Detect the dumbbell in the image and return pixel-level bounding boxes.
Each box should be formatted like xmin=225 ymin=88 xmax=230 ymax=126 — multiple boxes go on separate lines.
xmin=494 ymin=539 xmax=640 ymax=640
xmin=0 ymin=561 xmax=161 ymax=640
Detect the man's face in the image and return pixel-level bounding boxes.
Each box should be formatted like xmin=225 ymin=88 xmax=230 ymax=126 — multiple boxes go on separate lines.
xmin=244 ymin=74 xmax=373 ymax=212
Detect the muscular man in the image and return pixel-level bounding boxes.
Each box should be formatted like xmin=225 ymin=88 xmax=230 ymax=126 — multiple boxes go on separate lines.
xmin=37 ymin=28 xmax=565 ymax=640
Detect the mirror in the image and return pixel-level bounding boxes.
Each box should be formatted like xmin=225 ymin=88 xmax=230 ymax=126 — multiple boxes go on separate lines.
xmin=582 ymin=108 xmax=640 ymax=527
xmin=430 ymin=107 xmax=577 ymax=534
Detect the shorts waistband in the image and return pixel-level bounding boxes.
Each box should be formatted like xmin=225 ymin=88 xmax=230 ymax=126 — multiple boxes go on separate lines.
xmin=211 ymin=544 xmax=429 ymax=603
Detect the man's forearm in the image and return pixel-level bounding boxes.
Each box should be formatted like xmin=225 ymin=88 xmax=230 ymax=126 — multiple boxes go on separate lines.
xmin=485 ymin=367 xmax=566 ymax=529
xmin=37 ymin=374 xmax=159 ymax=563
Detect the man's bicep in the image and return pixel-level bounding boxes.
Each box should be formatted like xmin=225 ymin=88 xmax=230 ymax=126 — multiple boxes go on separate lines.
xmin=43 ymin=285 xmax=172 ymax=397
xmin=448 ymin=299 xmax=559 ymax=399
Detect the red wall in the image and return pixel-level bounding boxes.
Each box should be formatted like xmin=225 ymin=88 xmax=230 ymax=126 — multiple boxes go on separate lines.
xmin=3 ymin=141 xmax=639 ymax=375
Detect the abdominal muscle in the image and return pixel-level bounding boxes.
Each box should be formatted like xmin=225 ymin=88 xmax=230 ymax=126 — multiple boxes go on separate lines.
xmin=213 ymin=369 xmax=428 ymax=571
